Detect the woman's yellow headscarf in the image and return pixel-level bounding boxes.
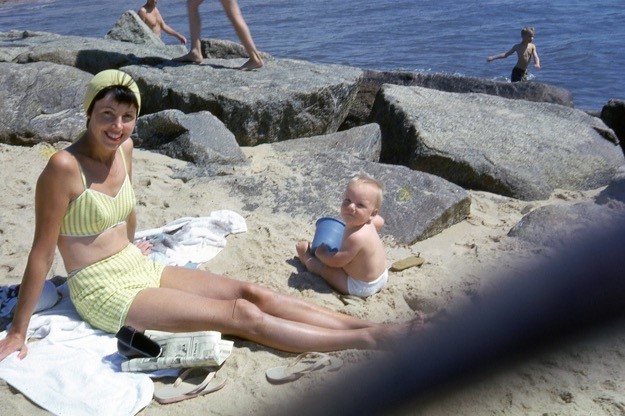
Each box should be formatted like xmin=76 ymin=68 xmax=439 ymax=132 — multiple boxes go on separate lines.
xmin=83 ymin=69 xmax=141 ymax=115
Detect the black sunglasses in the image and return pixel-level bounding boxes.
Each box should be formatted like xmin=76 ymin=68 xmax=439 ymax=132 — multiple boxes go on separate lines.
xmin=115 ymin=326 xmax=162 ymax=359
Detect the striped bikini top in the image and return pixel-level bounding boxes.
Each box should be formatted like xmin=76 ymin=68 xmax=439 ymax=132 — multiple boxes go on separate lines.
xmin=59 ymin=149 xmax=135 ymax=237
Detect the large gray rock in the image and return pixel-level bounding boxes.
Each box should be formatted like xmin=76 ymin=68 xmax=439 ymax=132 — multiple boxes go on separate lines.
xmin=271 ymin=123 xmax=381 ymax=162
xmin=201 ymin=38 xmax=273 ymax=62
xmin=0 ymin=62 xmax=88 ymax=145
xmin=1 ymin=31 xmax=361 ymax=147
xmin=1 ymin=30 xmax=178 ymax=74
xmin=106 ymin=10 xmax=165 ymax=47
xmin=372 ymin=85 xmax=624 ymax=200
xmin=508 ymin=202 xmax=625 ymax=249
xmin=122 ymin=60 xmax=362 ymax=146
xmin=343 ymin=69 xmax=574 ymax=129
xmin=210 ymin=147 xmax=470 ymax=244
xmin=135 ymin=109 xmax=246 ymax=167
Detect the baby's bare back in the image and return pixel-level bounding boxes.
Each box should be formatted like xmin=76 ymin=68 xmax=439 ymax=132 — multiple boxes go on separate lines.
xmin=342 ymin=224 xmax=387 ymax=282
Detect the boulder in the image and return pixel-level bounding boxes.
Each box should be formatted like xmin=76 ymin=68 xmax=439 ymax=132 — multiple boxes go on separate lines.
xmin=0 ymin=61 xmax=88 ymax=145
xmin=271 ymin=123 xmax=382 ymax=162
xmin=201 ymin=38 xmax=272 ymax=62
xmin=343 ymin=69 xmax=574 ymax=129
xmin=122 ymin=60 xmax=362 ymax=145
xmin=1 ymin=31 xmax=361 ymax=147
xmin=211 ymin=146 xmax=470 ymax=244
xmin=135 ymin=109 xmax=247 ymax=167
xmin=372 ymin=85 xmax=624 ymax=200
xmin=1 ymin=30 xmax=178 ymax=74
xmin=106 ymin=10 xmax=172 ymax=48
xmin=508 ymin=202 xmax=625 ymax=249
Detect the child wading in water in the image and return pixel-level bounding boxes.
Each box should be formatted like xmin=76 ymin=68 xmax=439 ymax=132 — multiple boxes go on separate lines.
xmin=487 ymin=26 xmax=541 ymax=82
xmin=296 ymin=175 xmax=388 ymax=298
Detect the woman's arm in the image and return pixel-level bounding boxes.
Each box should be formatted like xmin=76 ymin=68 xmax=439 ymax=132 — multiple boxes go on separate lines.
xmin=122 ymin=140 xmax=143 ymax=247
xmin=0 ymin=152 xmax=73 ymax=360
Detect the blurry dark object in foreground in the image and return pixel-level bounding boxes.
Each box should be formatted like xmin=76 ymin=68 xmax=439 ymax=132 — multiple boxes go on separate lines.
xmin=271 ymin=220 xmax=625 ymax=416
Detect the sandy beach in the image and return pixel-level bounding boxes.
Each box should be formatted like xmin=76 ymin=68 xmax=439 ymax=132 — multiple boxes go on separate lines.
xmin=1 ymin=141 xmax=624 ymax=415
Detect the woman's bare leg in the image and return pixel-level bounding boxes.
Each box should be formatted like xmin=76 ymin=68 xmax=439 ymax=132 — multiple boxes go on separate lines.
xmin=174 ymin=0 xmax=204 ymax=63
xmin=220 ymin=0 xmax=264 ymax=70
xmin=158 ymin=266 xmax=375 ymax=330
xmin=125 ymin=287 xmax=405 ymax=352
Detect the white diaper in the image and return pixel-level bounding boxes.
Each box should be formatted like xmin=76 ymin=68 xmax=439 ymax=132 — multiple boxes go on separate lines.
xmin=346 ymin=269 xmax=388 ymax=298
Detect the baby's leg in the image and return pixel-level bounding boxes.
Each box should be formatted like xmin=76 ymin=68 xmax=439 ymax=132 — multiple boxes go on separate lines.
xmin=296 ymin=241 xmax=349 ymax=294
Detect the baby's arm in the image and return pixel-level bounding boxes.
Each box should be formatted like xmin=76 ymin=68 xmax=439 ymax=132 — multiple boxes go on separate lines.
xmin=315 ymin=233 xmax=362 ymax=268
xmin=371 ymin=214 xmax=384 ymax=231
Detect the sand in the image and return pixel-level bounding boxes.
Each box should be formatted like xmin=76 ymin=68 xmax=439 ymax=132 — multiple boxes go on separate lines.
xmin=1 ymin=141 xmax=624 ymax=415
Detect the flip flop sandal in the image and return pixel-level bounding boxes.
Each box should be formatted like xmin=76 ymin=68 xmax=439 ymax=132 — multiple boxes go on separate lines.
xmin=154 ymin=368 xmax=227 ymax=404
xmin=265 ymin=352 xmax=343 ymax=384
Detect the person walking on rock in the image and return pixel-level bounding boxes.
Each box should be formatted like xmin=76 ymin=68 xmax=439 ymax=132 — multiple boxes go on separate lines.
xmin=174 ymin=0 xmax=264 ymax=70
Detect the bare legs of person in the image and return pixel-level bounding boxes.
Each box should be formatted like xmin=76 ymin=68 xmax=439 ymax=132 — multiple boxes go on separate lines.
xmin=220 ymin=0 xmax=264 ymax=70
xmin=174 ymin=0 xmax=205 ymax=63
xmin=125 ymin=267 xmax=409 ymax=352
xmin=174 ymin=0 xmax=264 ymax=71
xmin=295 ymin=240 xmax=350 ymax=295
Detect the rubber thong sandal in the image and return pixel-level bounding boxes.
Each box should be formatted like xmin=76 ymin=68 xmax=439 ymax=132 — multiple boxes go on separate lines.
xmin=265 ymin=352 xmax=343 ymax=384
xmin=154 ymin=368 xmax=227 ymax=404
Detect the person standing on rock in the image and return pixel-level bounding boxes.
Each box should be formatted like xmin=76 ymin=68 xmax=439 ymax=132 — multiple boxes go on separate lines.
xmin=487 ymin=27 xmax=540 ymax=82
xmin=138 ymin=0 xmax=187 ymax=45
xmin=174 ymin=0 xmax=264 ymax=71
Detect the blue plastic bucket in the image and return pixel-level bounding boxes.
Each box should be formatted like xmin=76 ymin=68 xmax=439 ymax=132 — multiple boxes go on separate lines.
xmin=311 ymin=217 xmax=345 ymax=255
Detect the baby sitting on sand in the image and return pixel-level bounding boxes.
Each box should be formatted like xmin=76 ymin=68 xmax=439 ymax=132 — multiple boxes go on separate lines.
xmin=296 ymin=174 xmax=388 ymax=298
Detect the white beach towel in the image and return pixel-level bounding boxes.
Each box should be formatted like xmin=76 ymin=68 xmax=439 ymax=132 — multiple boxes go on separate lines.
xmin=135 ymin=210 xmax=247 ymax=267
xmin=0 ymin=284 xmax=154 ymax=416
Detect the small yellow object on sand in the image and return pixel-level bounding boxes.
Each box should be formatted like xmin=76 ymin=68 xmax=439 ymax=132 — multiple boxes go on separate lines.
xmin=390 ymin=255 xmax=425 ymax=272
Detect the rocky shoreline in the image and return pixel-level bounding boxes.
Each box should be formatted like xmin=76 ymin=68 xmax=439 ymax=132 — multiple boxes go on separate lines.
xmin=1 ymin=10 xmax=625 ymax=416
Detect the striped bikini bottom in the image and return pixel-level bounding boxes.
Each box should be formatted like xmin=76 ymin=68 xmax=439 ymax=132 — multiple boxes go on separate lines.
xmin=67 ymin=243 xmax=165 ymax=333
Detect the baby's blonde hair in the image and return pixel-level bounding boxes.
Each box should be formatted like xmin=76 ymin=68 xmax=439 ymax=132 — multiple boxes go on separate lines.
xmin=348 ymin=174 xmax=384 ymax=210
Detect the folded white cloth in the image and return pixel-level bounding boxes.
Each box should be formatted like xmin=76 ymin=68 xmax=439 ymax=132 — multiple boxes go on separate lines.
xmin=135 ymin=210 xmax=247 ymax=267
xmin=0 ymin=284 xmax=154 ymax=416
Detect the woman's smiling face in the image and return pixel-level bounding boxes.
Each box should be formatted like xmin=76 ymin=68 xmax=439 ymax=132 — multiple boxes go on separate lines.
xmin=88 ymin=91 xmax=137 ymax=148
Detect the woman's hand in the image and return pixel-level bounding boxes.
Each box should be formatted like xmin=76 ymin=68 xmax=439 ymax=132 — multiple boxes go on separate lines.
xmin=135 ymin=238 xmax=153 ymax=256
xmin=0 ymin=331 xmax=28 ymax=361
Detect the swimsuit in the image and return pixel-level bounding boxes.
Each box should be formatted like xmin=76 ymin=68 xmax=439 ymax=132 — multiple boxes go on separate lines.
xmin=346 ymin=269 xmax=388 ymax=298
xmin=64 ymin=149 xmax=165 ymax=333
xmin=59 ymin=149 xmax=135 ymax=237
xmin=68 ymin=244 xmax=164 ymax=333
xmin=511 ymin=66 xmax=527 ymax=82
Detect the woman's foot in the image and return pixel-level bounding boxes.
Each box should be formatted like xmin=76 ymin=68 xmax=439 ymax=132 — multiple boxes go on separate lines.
xmin=173 ymin=50 xmax=204 ymax=64
xmin=238 ymin=56 xmax=264 ymax=71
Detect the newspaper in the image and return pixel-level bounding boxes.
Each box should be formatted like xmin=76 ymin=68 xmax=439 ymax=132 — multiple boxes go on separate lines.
xmin=121 ymin=330 xmax=233 ymax=372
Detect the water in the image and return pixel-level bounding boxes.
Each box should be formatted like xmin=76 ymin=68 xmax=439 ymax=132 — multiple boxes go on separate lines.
xmin=1 ymin=0 xmax=623 ymax=110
